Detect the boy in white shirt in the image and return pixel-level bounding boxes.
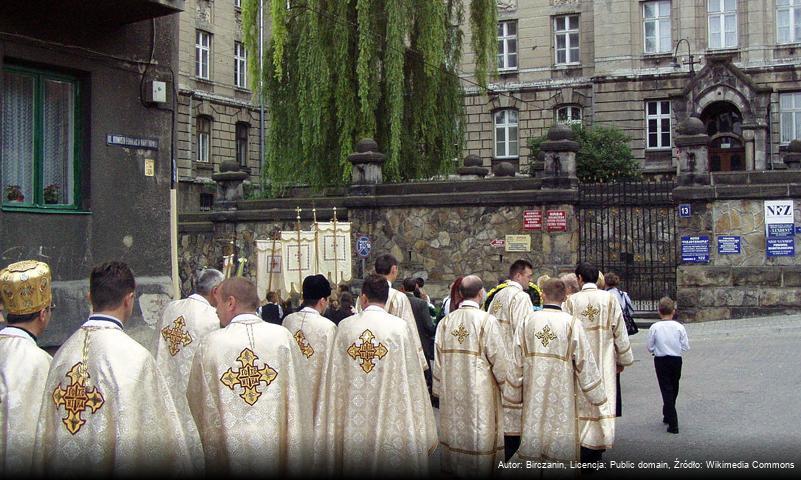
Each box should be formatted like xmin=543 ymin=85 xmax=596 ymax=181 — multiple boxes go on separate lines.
xmin=648 ymin=297 xmax=690 ymax=434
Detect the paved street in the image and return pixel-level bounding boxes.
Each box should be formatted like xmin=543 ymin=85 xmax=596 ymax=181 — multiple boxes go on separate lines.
xmin=431 ymin=314 xmax=801 ymax=477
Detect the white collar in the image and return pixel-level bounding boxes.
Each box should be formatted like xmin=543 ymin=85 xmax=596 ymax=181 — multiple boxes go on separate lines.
xmin=300 ymin=307 xmax=319 ymax=315
xmin=189 ymin=294 xmax=210 ymax=306
xmin=364 ymin=305 xmax=385 ymax=313
xmin=83 ymin=314 xmax=124 ymax=330
xmin=507 ymin=280 xmax=523 ymax=290
xmin=230 ymin=313 xmax=263 ymax=324
xmin=0 ymin=326 xmax=37 ymax=342
xmin=581 ymin=283 xmax=598 ymax=291
xmin=386 ymin=279 xmax=393 ymax=289
xmin=460 ymin=300 xmax=480 ymax=309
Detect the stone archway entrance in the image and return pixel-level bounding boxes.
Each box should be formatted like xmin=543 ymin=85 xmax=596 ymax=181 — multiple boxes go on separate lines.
xmin=701 ymin=101 xmax=746 ymax=171
xmin=672 ymin=57 xmax=772 ymax=171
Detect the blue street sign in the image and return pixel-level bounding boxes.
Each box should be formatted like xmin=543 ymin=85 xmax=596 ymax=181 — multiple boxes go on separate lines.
xmin=678 ymin=204 xmax=692 ymax=218
xmin=767 ymin=238 xmax=795 ymax=257
xmin=717 ymin=236 xmax=741 ymax=255
xmin=356 ymin=235 xmax=371 ymax=258
xmin=681 ymin=236 xmax=710 ymax=263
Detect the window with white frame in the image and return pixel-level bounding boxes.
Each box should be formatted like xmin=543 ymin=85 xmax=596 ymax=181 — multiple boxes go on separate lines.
xmin=556 ymin=106 xmax=582 ymax=125
xmin=643 ymin=1 xmax=672 ymax=54
xmin=196 ymin=31 xmax=211 ymax=80
xmin=708 ymin=0 xmax=737 ymax=49
xmin=498 ymin=21 xmax=518 ymax=71
xmin=235 ymin=42 xmax=247 ymax=88
xmin=777 ymin=0 xmax=801 ymax=44
xmin=646 ymin=101 xmax=671 ymax=149
xmin=780 ymin=92 xmax=801 ymax=143
xmin=554 ymin=15 xmax=580 ymax=65
xmin=197 ymin=116 xmax=211 ymax=162
xmin=494 ymin=109 xmax=519 ymax=158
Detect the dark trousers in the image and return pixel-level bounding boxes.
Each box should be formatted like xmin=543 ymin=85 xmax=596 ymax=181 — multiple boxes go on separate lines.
xmin=504 ymin=435 xmax=521 ymax=461
xmin=654 ymin=356 xmax=683 ymax=428
xmin=580 ymin=446 xmax=605 ymax=473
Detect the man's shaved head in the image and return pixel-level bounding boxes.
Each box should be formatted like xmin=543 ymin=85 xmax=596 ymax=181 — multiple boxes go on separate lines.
xmin=459 ymin=275 xmax=484 ymax=300
xmin=219 ymin=277 xmax=261 ymax=311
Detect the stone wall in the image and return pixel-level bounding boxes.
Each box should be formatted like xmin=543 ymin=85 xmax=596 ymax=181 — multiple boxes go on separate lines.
xmin=178 ymin=179 xmax=579 ymax=300
xmin=675 ymin=171 xmax=801 ymax=322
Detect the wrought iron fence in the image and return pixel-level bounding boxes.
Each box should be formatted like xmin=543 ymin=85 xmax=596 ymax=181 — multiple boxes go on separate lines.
xmin=577 ymin=180 xmax=677 ymax=312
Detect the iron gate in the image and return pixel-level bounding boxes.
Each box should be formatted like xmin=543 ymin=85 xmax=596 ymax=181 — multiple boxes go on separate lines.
xmin=577 ymin=180 xmax=677 ymax=312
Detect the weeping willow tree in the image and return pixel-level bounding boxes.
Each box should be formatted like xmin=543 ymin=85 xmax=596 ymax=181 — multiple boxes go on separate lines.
xmin=242 ymin=0 xmax=497 ymax=193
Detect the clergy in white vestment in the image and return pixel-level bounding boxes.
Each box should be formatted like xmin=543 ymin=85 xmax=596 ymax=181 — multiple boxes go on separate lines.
xmin=32 ymin=262 xmax=192 ymax=477
xmin=433 ymin=275 xmax=508 ymax=478
xmin=356 ymin=254 xmax=428 ymax=372
xmin=187 ymin=277 xmax=313 ymax=476
xmin=0 ymin=261 xmax=53 ymax=476
xmin=282 ymin=274 xmax=336 ymax=420
xmin=563 ymin=263 xmax=633 ymax=466
xmin=484 ymin=259 xmax=534 ymax=459
xmin=315 ymin=273 xmax=438 ymax=477
xmin=152 ymin=267 xmax=224 ymax=472
xmin=505 ymin=278 xmax=607 ymax=473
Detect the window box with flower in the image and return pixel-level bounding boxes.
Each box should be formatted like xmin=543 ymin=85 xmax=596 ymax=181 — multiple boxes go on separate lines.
xmin=4 ymin=185 xmax=24 ymax=203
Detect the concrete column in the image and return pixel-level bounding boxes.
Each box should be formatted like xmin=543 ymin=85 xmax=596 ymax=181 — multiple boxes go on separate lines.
xmin=540 ymin=124 xmax=579 ymax=189
xmin=348 ymin=138 xmax=385 ymax=185
xmin=674 ymin=117 xmax=710 ymax=186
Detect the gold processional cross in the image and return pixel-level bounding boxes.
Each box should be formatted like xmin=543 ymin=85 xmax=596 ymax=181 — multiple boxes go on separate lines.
xmin=220 ymin=348 xmax=278 ymax=406
xmin=536 ymin=325 xmax=558 ymax=348
xmin=347 ymin=329 xmax=388 ymax=374
xmin=161 ymin=316 xmax=193 ymax=356
xmin=451 ymin=324 xmax=470 ymax=344
xmin=581 ymin=304 xmax=601 ymax=323
xmin=294 ymin=330 xmax=315 ymax=358
xmin=52 ymin=362 xmax=105 ymax=435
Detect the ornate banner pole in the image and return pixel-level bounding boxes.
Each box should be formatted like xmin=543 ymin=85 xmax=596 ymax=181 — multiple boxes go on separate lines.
xmin=332 ymin=206 xmax=339 ymax=284
xmin=294 ymin=206 xmax=302 ymax=295
xmin=312 ymin=207 xmax=321 ymax=275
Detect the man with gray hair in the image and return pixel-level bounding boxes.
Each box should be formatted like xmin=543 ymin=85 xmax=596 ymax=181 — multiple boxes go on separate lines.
xmin=434 ymin=275 xmax=508 ymax=477
xmin=153 ymin=268 xmax=225 ymax=472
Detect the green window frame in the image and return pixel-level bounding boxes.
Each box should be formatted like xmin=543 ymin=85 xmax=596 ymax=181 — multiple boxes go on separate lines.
xmin=1 ymin=64 xmax=83 ymax=212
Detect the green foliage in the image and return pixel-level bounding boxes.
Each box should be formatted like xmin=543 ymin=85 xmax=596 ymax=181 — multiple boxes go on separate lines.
xmin=528 ymin=124 xmax=641 ymax=182
xmin=243 ymin=0 xmax=497 ymax=194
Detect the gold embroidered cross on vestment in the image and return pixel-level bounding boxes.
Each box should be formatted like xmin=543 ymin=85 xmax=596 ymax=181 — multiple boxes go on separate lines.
xmin=347 ymin=329 xmax=388 ymax=374
xmin=581 ymin=304 xmax=600 ymax=323
xmin=161 ymin=316 xmax=193 ymax=356
xmin=52 ymin=362 xmax=105 ymax=435
xmin=294 ymin=330 xmax=314 ymax=358
xmin=220 ymin=348 xmax=278 ymax=406
xmin=535 ymin=325 xmax=557 ymax=348
xmin=490 ymin=301 xmax=503 ymax=316
xmin=451 ymin=324 xmax=470 ymax=344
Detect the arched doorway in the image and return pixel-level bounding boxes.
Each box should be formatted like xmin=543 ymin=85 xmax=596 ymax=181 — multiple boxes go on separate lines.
xmin=701 ymin=102 xmax=746 ymax=171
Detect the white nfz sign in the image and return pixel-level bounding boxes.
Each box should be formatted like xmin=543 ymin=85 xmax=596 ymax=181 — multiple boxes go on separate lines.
xmin=764 ymin=200 xmax=794 ymax=227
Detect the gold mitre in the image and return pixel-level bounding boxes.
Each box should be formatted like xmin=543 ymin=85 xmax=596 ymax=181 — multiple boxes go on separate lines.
xmin=0 ymin=260 xmax=52 ymax=315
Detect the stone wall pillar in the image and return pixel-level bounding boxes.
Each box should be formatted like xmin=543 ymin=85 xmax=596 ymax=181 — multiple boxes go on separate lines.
xmin=212 ymin=160 xmax=248 ymax=210
xmin=540 ymin=124 xmax=579 ymax=189
xmin=348 ymin=138 xmax=385 ymax=185
xmin=457 ymin=154 xmax=489 ymax=179
xmin=674 ymin=117 xmax=710 ymax=186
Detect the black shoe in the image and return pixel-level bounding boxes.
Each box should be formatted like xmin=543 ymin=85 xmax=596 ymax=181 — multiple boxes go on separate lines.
xmin=667 ymin=425 xmax=679 ymax=434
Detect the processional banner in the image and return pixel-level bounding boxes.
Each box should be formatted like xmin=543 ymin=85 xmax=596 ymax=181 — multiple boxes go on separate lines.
xmin=280 ymin=230 xmax=317 ymax=294
xmin=315 ymin=221 xmax=352 ymax=284
xmin=255 ymin=239 xmax=284 ymax=302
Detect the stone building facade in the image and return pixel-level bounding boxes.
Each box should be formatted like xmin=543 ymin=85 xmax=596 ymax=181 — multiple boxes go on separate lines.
xmin=462 ymin=0 xmax=801 ymax=175
xmin=176 ymin=0 xmax=261 ymax=210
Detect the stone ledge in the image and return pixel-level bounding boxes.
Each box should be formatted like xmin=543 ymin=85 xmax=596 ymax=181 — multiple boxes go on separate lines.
xmin=732 ymin=267 xmax=782 ymax=286
xmin=783 ymin=267 xmax=801 ymax=287
xmin=677 ymin=266 xmax=732 ymax=287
